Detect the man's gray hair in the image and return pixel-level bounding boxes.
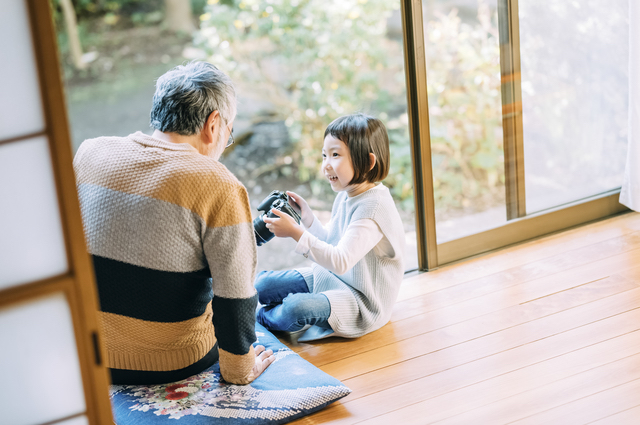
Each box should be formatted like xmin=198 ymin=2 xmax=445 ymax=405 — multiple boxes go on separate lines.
xmin=150 ymin=61 xmax=237 ymax=136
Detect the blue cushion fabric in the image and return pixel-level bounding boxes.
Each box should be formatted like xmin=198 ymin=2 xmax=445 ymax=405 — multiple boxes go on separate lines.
xmin=110 ymin=323 xmax=350 ymax=424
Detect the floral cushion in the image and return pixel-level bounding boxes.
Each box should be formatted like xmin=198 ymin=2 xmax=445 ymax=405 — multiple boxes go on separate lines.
xmin=109 ymin=324 xmax=350 ymax=424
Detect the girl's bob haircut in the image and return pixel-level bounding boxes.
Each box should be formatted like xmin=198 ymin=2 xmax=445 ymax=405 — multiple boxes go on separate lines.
xmin=324 ymin=113 xmax=390 ymax=185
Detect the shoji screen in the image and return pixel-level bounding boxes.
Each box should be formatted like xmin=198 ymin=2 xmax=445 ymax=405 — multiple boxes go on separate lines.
xmin=0 ymin=1 xmax=112 ymax=424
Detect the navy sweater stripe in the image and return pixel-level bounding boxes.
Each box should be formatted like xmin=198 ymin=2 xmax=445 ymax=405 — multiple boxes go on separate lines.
xmin=213 ymin=294 xmax=259 ymax=355
xmin=93 ymin=255 xmax=213 ymax=323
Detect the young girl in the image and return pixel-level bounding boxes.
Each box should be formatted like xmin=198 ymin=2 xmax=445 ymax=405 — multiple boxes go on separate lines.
xmin=256 ymin=113 xmax=405 ymax=340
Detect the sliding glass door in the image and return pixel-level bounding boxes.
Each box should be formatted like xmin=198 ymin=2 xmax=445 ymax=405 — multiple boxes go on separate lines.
xmin=402 ymin=0 xmax=629 ymax=269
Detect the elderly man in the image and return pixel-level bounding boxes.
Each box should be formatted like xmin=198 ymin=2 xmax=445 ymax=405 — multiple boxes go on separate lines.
xmin=74 ymin=61 xmax=274 ymax=385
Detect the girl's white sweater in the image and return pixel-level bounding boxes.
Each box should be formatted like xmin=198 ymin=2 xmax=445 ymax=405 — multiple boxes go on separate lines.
xmin=295 ymin=184 xmax=405 ymax=338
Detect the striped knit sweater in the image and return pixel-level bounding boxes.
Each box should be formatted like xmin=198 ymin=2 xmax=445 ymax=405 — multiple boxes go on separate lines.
xmin=297 ymin=184 xmax=405 ymax=338
xmin=74 ymin=131 xmax=258 ymax=384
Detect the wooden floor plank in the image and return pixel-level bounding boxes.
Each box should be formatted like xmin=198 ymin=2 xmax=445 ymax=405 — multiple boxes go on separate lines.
xmin=287 ymin=212 xmax=640 ymax=425
xmin=390 ymin=232 xmax=640 ymax=324
xmin=343 ymin=289 xmax=640 ymax=402
xmin=394 ymin=212 xmax=640 ymax=303
xmin=300 ymin=301 xmax=640 ymax=424
xmin=588 ymin=404 xmax=640 ymax=424
xmin=320 ymin=270 xmax=640 ymax=381
xmin=437 ymin=353 xmax=640 ymax=424
xmin=512 ymin=378 xmax=640 ymax=424
xmin=393 ymin=229 xmax=640 ymax=312
xmin=351 ymin=322 xmax=640 ymax=424
xmin=289 ymin=213 xmax=640 ymax=355
xmin=291 ymin=243 xmax=640 ymax=360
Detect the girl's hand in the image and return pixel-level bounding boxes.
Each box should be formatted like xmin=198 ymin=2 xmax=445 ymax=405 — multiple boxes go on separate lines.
xmin=286 ymin=191 xmax=314 ymax=228
xmin=263 ymin=209 xmax=305 ymax=241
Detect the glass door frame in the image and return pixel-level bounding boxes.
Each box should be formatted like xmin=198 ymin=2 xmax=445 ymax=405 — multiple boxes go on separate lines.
xmin=400 ymin=0 xmax=628 ymax=270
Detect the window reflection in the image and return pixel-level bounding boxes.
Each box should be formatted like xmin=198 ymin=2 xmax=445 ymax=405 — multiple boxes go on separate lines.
xmin=423 ymin=0 xmax=506 ymax=243
xmin=519 ymin=1 xmax=628 ymax=213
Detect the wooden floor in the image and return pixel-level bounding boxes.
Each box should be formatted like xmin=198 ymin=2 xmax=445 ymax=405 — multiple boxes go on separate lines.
xmin=286 ymin=211 xmax=640 ymax=425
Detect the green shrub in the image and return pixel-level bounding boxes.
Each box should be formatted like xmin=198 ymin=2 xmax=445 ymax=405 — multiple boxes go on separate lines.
xmin=195 ymin=0 xmax=504 ymax=214
xmin=195 ymin=0 xmax=407 ymax=202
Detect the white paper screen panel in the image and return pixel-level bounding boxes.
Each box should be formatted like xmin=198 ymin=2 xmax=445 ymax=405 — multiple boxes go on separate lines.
xmin=0 ymin=0 xmax=45 ymax=141
xmin=0 ymin=137 xmax=68 ymax=290
xmin=0 ymin=292 xmax=86 ymax=425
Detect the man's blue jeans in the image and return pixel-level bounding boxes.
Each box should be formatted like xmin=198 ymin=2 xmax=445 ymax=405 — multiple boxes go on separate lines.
xmin=255 ymin=270 xmax=332 ymax=332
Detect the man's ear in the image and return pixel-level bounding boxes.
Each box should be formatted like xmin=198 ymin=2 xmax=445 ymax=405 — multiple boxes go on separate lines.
xmin=202 ymin=110 xmax=220 ymax=145
xmin=369 ymin=153 xmax=377 ymax=171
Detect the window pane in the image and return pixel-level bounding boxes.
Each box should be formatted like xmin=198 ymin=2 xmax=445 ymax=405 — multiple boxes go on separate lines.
xmin=0 ymin=293 xmax=86 ymax=425
xmin=59 ymin=2 xmax=418 ymax=272
xmin=0 ymin=0 xmax=45 ymax=141
xmin=0 ymin=137 xmax=68 ymax=289
xmin=199 ymin=1 xmax=417 ymax=271
xmin=423 ymin=0 xmax=506 ymax=243
xmin=519 ymin=1 xmax=628 ymax=213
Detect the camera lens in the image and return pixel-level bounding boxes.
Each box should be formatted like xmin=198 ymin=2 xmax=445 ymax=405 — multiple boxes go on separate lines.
xmin=253 ymin=191 xmax=300 ymax=246
xmin=253 ymin=214 xmax=274 ymax=246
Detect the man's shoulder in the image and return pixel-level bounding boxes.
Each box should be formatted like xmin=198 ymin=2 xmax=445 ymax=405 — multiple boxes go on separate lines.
xmin=75 ymin=134 xmax=135 ymax=161
xmin=175 ymin=154 xmax=245 ymax=193
xmin=79 ymin=134 xmax=133 ymax=149
xmin=78 ymin=133 xmax=244 ymax=190
xmin=170 ymin=156 xmax=251 ymax=226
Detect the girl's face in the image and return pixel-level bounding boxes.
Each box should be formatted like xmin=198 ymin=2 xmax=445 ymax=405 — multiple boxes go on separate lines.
xmin=322 ymin=135 xmax=374 ymax=197
xmin=322 ymin=135 xmax=353 ymax=193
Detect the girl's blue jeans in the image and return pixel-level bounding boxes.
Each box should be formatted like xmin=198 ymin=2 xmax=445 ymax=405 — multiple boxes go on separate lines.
xmin=255 ymin=270 xmax=332 ymax=332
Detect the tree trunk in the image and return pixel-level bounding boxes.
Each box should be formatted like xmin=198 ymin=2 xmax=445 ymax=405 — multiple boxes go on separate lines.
xmin=59 ymin=0 xmax=86 ymax=70
xmin=165 ymin=0 xmax=195 ymax=34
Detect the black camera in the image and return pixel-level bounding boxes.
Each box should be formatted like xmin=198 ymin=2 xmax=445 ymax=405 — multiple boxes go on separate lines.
xmin=253 ymin=190 xmax=302 ymax=246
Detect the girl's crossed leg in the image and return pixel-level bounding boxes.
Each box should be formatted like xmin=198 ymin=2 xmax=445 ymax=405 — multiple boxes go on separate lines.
xmin=255 ymin=270 xmax=331 ymax=333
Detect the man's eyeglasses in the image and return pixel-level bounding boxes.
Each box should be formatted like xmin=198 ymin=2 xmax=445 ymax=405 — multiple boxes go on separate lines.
xmin=225 ymin=123 xmax=235 ymax=149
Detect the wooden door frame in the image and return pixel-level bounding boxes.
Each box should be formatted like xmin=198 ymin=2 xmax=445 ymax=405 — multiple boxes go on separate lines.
xmin=0 ymin=1 xmax=113 ymax=423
